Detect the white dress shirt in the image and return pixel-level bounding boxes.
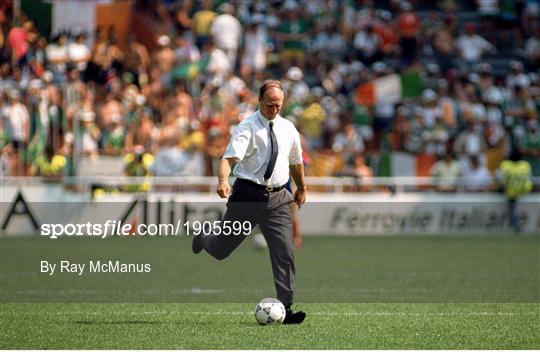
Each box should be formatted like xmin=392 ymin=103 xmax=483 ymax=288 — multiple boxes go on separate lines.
xmin=223 ymin=110 xmax=303 ymax=187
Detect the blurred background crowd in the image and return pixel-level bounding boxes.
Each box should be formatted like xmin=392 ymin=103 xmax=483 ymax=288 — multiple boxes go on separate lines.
xmin=0 ymin=0 xmax=539 ymax=192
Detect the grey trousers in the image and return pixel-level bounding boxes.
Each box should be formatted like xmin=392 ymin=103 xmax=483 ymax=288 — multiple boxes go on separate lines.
xmin=202 ymin=180 xmax=296 ymax=305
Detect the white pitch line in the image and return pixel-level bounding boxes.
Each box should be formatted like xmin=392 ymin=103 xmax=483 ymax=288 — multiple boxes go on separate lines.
xmin=7 ymin=311 xmax=538 ymax=317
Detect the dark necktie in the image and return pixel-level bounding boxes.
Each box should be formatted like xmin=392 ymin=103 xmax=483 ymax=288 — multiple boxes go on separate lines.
xmin=264 ymin=121 xmax=278 ymax=181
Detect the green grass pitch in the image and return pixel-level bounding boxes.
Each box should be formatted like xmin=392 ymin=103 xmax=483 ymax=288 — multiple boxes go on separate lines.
xmin=1 ymin=235 xmax=539 ymax=349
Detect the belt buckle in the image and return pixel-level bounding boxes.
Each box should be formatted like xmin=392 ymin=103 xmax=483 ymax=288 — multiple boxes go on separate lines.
xmin=266 ymin=185 xmax=273 ymax=192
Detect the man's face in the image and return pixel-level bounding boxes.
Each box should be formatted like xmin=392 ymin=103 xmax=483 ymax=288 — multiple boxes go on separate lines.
xmin=259 ymin=87 xmax=284 ymax=120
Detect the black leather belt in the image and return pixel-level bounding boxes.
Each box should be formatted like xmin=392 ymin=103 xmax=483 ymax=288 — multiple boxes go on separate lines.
xmin=236 ymin=179 xmax=285 ymax=192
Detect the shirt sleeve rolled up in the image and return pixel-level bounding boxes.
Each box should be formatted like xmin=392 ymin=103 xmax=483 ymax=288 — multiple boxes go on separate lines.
xmin=222 ymin=122 xmax=251 ymax=161
xmin=289 ymin=130 xmax=303 ymax=165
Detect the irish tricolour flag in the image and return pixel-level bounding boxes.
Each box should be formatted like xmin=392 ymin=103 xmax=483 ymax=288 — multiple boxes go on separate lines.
xmin=355 ymin=71 xmax=422 ymax=106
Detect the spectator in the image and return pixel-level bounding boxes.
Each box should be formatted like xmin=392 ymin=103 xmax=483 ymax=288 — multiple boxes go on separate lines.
xmin=461 ymin=155 xmax=493 ymax=191
xmin=152 ymin=108 xmax=183 ymax=178
xmin=504 ymin=86 xmax=537 ymax=139
xmin=437 ymin=79 xmax=457 ymax=128
xmin=283 ymin=66 xmax=309 ymax=104
xmin=29 ymin=35 xmax=47 ymax=77
xmin=192 ymin=0 xmax=217 ymax=49
xmin=389 ymin=105 xmax=411 ymax=151
xmin=152 ymin=110 xmax=183 ymax=177
xmin=0 ymin=144 xmax=11 ymax=177
xmin=4 ymin=90 xmax=29 ymax=175
xmin=522 ymin=1 xmax=540 ymax=37
xmin=205 ymin=125 xmax=228 ymax=176
xmin=483 ymin=91 xmax=507 ymax=173
xmin=123 ymin=145 xmax=154 ymax=192
xmin=98 ymin=92 xmax=123 ymax=128
xmin=75 ymin=110 xmax=100 ymax=157
xmin=353 ymin=24 xmax=381 ymax=65
xmin=453 ymin=119 xmax=487 ymax=166
xmin=240 ymin=17 xmax=268 ymax=76
xmin=455 ymin=23 xmax=495 ymax=70
xmin=404 ymin=108 xmax=425 ymax=154
xmin=332 ymin=121 xmax=365 ymax=169
xmin=0 ymin=111 xmax=8 ymax=148
xmin=477 ymin=0 xmax=499 ymax=17
xmin=349 ymin=153 xmax=373 ymax=179
xmin=174 ymin=33 xmax=200 ymax=65
xmin=476 ymin=63 xmax=495 ymax=95
xmin=68 ymin=33 xmax=91 ymax=71
xmin=299 ymin=87 xmax=325 ymax=147
xmin=178 ymin=121 xmax=206 ymax=176
xmin=0 ymin=0 xmax=538 ymax=193
xmin=423 ymin=115 xmax=450 ymax=156
xmin=276 ymin=1 xmax=310 ymax=68
xmin=430 ymin=151 xmax=461 ymax=192
xmin=101 ymin=114 xmax=125 ymax=156
xmin=518 ymin=119 xmax=540 ymax=176
xmin=423 ymin=63 xmax=442 ymax=91
xmin=506 ymin=61 xmax=530 ymax=91
xmin=86 ymin=34 xmax=123 ymax=85
xmin=311 ymin=21 xmax=347 ymax=58
xmin=172 ymin=80 xmax=194 ymax=123
xmin=152 ymin=146 xmax=184 ymax=177
xmin=235 ymin=87 xmax=257 ymax=122
xmin=525 ymin=28 xmax=540 ymax=68
xmin=396 ymin=1 xmax=421 ymax=65
xmin=371 ymin=62 xmax=395 ymax=138
xmin=203 ymin=37 xmax=231 ymax=85
xmin=418 ymin=89 xmax=442 ymax=128
xmin=483 ymin=91 xmax=504 ymax=125
xmin=174 ymin=2 xmax=192 ymax=36
xmin=41 ymin=83 xmax=65 ymax=153
xmin=154 ymin=35 xmax=176 ymax=75
xmin=496 ymin=150 xmax=533 ymax=231
xmin=45 ymin=33 xmax=69 ymax=83
xmin=33 ymin=144 xmax=66 ymax=179
xmin=157 ymin=111 xmax=181 ymax=149
xmin=218 ymin=71 xmax=246 ymax=104
xmin=210 ymin=3 xmax=242 ymax=70
xmin=374 ymin=10 xmax=399 ymax=58
xmin=343 ymin=153 xmax=374 ymax=192
xmin=124 ymin=35 xmax=151 ymax=87
xmin=7 ymin=21 xmax=35 ymax=67
xmin=63 ymin=66 xmax=85 ymax=119
xmin=124 ymin=109 xmax=154 ymax=153
xmin=355 ymin=0 xmax=378 ymax=30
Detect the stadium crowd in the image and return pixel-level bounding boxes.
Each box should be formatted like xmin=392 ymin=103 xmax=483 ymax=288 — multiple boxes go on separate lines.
xmin=0 ymin=0 xmax=539 ymax=192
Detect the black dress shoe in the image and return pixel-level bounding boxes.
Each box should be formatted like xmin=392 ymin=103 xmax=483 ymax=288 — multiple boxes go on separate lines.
xmin=192 ymin=234 xmax=203 ymax=254
xmin=283 ymin=308 xmax=306 ymax=324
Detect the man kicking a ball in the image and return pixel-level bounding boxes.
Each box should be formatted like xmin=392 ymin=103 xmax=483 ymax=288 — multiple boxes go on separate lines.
xmin=192 ymin=79 xmax=307 ymax=324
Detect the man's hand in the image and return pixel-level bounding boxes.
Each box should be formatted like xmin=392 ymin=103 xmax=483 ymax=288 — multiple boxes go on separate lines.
xmin=290 ymin=163 xmax=307 ymax=209
xmin=294 ymin=234 xmax=303 ymax=249
xmin=294 ymin=188 xmax=306 ymax=209
xmin=217 ymin=181 xmax=231 ymax=198
xmin=217 ymin=158 xmax=236 ymax=198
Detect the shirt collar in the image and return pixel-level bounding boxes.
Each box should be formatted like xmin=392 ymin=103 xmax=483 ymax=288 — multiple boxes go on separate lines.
xmin=257 ymin=110 xmax=281 ymax=127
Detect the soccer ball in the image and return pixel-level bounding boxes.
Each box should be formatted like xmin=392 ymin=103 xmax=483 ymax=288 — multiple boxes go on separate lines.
xmin=254 ymin=298 xmax=286 ymax=325
xmin=252 ymin=233 xmax=268 ymax=250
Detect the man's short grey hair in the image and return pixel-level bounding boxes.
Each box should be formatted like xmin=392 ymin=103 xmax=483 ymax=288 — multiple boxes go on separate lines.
xmin=259 ymin=80 xmax=283 ymax=99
